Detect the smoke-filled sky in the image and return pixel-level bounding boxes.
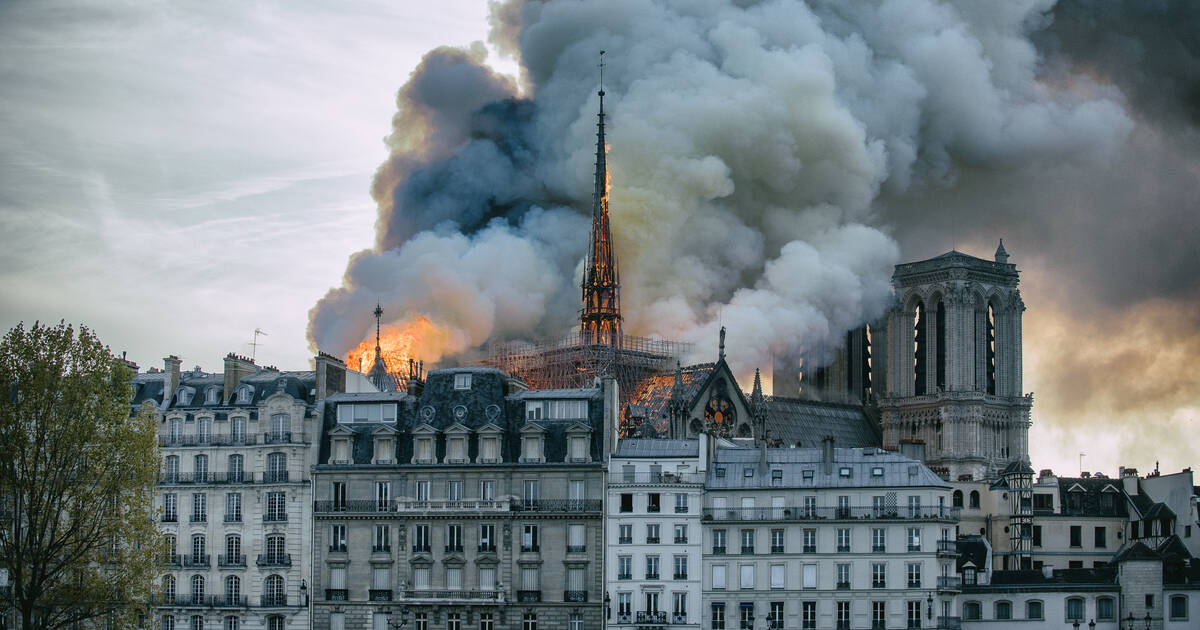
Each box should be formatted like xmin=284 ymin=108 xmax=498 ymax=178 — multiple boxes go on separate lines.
xmin=3 ymin=1 xmax=1197 ymax=478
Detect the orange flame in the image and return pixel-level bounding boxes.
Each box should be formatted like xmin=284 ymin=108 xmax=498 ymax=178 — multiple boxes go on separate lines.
xmin=345 ymin=315 xmax=463 ymax=375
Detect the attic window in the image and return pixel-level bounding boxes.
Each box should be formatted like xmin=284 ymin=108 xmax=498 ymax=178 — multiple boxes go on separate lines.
xmin=839 ymin=467 xmax=852 ymax=478
xmin=235 ymin=387 xmax=252 ymax=404
xmin=802 ymin=470 xmax=814 ymax=482
xmin=177 ymin=388 xmax=193 ymax=405
xmin=454 ymin=373 xmax=472 ymax=390
xmin=715 ymin=468 xmax=726 ymax=478
xmin=744 ymin=468 xmax=754 ymax=478
xmin=771 ymin=470 xmax=783 ymax=486
xmin=871 ymin=467 xmax=884 ymax=477
xmin=205 ymin=389 xmax=218 ymax=405
xmin=908 ymin=465 xmax=918 ymax=477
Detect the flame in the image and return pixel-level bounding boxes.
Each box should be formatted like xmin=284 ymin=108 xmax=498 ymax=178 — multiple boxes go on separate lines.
xmin=604 ymin=143 xmax=612 ymax=195
xmin=345 ymin=315 xmax=463 ymax=375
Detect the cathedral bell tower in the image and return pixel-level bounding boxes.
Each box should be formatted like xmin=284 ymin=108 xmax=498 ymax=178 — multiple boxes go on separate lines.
xmin=879 ymin=242 xmax=1032 ymax=480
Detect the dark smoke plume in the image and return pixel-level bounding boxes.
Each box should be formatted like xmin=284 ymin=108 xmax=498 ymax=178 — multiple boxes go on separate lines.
xmin=309 ymin=0 xmax=1144 ymax=381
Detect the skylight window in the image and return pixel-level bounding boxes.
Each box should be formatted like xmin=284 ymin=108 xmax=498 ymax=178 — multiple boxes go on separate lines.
xmin=454 ymin=373 xmax=472 ymax=390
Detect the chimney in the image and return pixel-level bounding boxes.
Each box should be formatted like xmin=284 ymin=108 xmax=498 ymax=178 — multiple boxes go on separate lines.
xmin=1121 ymin=467 xmax=1139 ymax=496
xmin=163 ymin=355 xmax=182 ymax=409
xmin=602 ymin=373 xmax=619 ymax=456
xmin=223 ymin=353 xmax=258 ymax=403
xmin=822 ymin=436 xmax=835 ymax=475
xmin=119 ymin=351 xmax=139 ymax=374
xmin=758 ymin=439 xmax=769 ymax=477
xmin=314 ymin=352 xmax=347 ymax=399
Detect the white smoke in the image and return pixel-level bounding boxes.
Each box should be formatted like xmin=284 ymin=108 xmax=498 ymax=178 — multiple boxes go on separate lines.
xmin=309 ymin=0 xmax=1132 ymax=376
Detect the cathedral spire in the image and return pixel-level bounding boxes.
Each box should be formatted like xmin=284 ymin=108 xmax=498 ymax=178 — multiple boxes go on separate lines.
xmin=367 ymin=303 xmax=395 ymax=391
xmin=373 ymin=303 xmax=383 ymax=358
xmin=581 ymin=50 xmax=623 ymax=347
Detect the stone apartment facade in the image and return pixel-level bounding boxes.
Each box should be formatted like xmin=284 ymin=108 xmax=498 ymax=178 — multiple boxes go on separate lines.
xmin=702 ymin=443 xmax=960 ymax=630
xmin=310 ymin=367 xmax=615 ymax=630
xmin=606 ymin=439 xmax=708 ymax=629
xmin=137 ymin=353 xmax=347 ymax=630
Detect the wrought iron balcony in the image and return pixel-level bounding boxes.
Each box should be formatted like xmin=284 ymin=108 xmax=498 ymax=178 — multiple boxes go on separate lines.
xmin=478 ymin=543 xmax=496 ymax=553
xmin=509 ymin=499 xmax=601 ymax=513
xmin=210 ymin=596 xmax=248 ymax=607
xmin=645 ymin=572 xmax=660 ymax=580
xmin=189 ymin=514 xmax=207 ymax=523
xmin=218 ymin=554 xmax=246 ymax=567
xmin=675 ymin=537 xmax=689 ymax=545
xmin=262 ymin=471 xmax=289 ymax=484
xmin=770 ymin=545 xmax=784 ymax=553
xmin=181 ymin=554 xmax=210 ymax=568
xmin=517 ymin=590 xmax=541 ymax=602
xmin=619 ymin=537 xmax=633 ymax=545
xmin=837 ymin=545 xmax=851 ymax=553
xmin=224 ymin=512 xmax=242 ymax=523
xmin=159 ymin=434 xmax=258 ymax=447
xmin=372 ymin=544 xmax=391 ymax=554
xmin=937 ymin=576 xmax=962 ymax=591
xmin=646 ymin=537 xmax=660 ymax=544
xmin=703 ymin=505 xmax=961 ymax=522
xmin=262 ymin=431 xmax=293 ymax=444
xmin=411 ymin=544 xmax=431 ymax=553
xmin=908 ymin=544 xmax=922 ymax=552
xmin=260 ymin=595 xmax=290 ymax=607
xmin=617 ymin=573 xmax=632 ymax=580
xmin=741 ymin=546 xmax=755 ymax=554
xmin=329 ymin=545 xmax=347 ymax=554
xmin=445 ymin=544 xmax=464 ymax=553
xmin=675 ymin=506 xmax=688 ymax=513
xmin=609 ymin=472 xmax=706 ymax=485
xmin=263 ymin=513 xmax=287 ymax=522
xmin=673 ymin=573 xmax=688 ymax=580
xmin=400 ymin=590 xmax=501 ymax=603
xmin=564 ymin=590 xmax=587 ymax=602
xmin=836 ymin=581 xmax=851 ymax=590
xmin=635 ymin=611 xmax=667 ymax=624
xmin=937 ymin=539 xmax=959 ymax=555
xmin=160 ymin=472 xmax=257 ymax=485
xmin=711 ymin=546 xmax=726 ymax=555
xmin=324 ymin=589 xmax=347 ymax=601
xmin=369 ymin=589 xmax=393 ymax=601
xmin=313 ymin=499 xmax=394 ymax=514
xmin=873 ymin=545 xmax=886 ymax=553
xmin=672 ymin=614 xmax=688 ymax=624
xmin=162 ymin=513 xmax=177 ymax=522
xmin=937 ymin=616 xmax=962 ymax=630
xmin=256 ymin=553 xmax=290 ymax=567
xmin=520 ymin=544 xmax=539 ymax=553
xmin=567 ymin=545 xmax=586 ymax=553
xmin=161 ymin=553 xmax=182 ymax=567
xmin=803 ymin=545 xmax=817 ymax=553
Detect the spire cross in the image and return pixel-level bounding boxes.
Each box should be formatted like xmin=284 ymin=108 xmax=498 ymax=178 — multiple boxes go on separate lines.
xmin=598 ymin=50 xmax=606 ymax=96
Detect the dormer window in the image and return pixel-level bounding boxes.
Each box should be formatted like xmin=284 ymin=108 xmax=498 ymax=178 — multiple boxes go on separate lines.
xmin=205 ymin=388 xmax=218 ymax=405
xmin=411 ymin=425 xmax=438 ymax=465
xmin=454 ymin=373 xmax=472 ymax=390
xmin=176 ymin=387 xmax=194 ymax=406
xmin=519 ymin=424 xmax=545 ymax=464
xmin=331 ymin=434 xmax=353 ymax=465
xmin=839 ymin=467 xmax=852 ymax=478
xmin=565 ymin=423 xmax=592 ymax=463
xmin=444 ymin=424 xmax=469 ymax=464
xmin=235 ymin=386 xmax=253 ymax=405
xmin=373 ymin=430 xmax=395 ymax=465
xmin=476 ymin=424 xmax=503 ymax=464
xmin=872 ymin=467 xmax=884 ymax=477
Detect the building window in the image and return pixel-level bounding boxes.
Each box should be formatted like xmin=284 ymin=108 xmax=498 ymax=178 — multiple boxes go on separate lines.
xmin=568 ymin=613 xmax=583 ymax=630
xmin=674 ymin=555 xmax=688 ymax=579
xmin=1095 ymin=526 xmax=1106 ymax=548
xmin=647 ymin=523 xmax=661 ymax=544
xmin=872 ymin=527 xmax=885 ymax=552
xmin=803 ymin=529 xmax=816 ymax=553
xmin=836 ymin=601 xmax=850 ymax=630
xmin=648 ymin=493 xmax=661 ymax=513
xmin=447 ymin=613 xmax=462 ymax=630
xmin=454 ymin=373 xmax=472 ymax=390
xmin=872 ymin=562 xmax=886 ymax=588
xmin=676 ymin=492 xmax=689 ymax=513
xmin=1032 ymin=525 xmax=1042 ymax=547
xmin=768 ymin=602 xmax=784 ymax=629
xmin=1170 ymin=595 xmax=1188 ymax=620
xmin=740 ymin=529 xmax=755 ymax=554
xmin=872 ymin=602 xmax=886 ymax=630
xmin=479 ymin=613 xmax=494 ymax=630
xmin=646 ymin=555 xmax=660 ymax=579
xmin=739 ymin=564 xmax=754 ymax=589
xmin=802 ymin=564 xmax=816 ymax=589
xmin=618 ymin=523 xmax=633 ymax=545
xmin=907 ymin=601 xmax=921 ymax=629
xmin=739 ymin=604 xmax=754 ymax=630
xmin=995 ymin=601 xmax=1011 ymax=620
xmin=963 ymin=602 xmax=981 ymax=620
xmin=968 ymin=490 xmax=980 ymax=508
xmin=837 ymin=528 xmax=851 ymax=552
xmin=907 ymin=563 xmax=921 ymax=588
xmin=837 ymin=563 xmax=850 ymax=589
xmin=521 ymin=613 xmax=537 ymax=630
xmin=1066 ymin=598 xmax=1084 ymax=621
xmin=770 ymin=563 xmax=784 ymax=589
xmin=712 ymin=603 xmax=725 ymax=630
xmin=189 ymin=575 xmax=205 ymax=605
xmin=620 ymin=494 xmax=633 ymax=513
xmin=674 ymin=593 xmax=688 ymax=621
xmin=618 ymin=592 xmax=632 ymax=618
xmin=712 ymin=564 xmax=726 ymax=590
xmin=675 ymin=523 xmax=689 ymax=544
xmin=907 ymin=527 xmax=921 ymax=551
xmin=522 ymin=524 xmax=539 ymax=552
xmin=330 ymin=525 xmax=346 ymax=552
xmin=1070 ymin=525 xmax=1082 ymax=547
xmin=802 ymin=602 xmax=816 ymax=629
xmin=266 ymin=491 xmax=285 ymax=521
xmin=714 ymin=529 xmax=727 ymax=554
xmin=618 ymin=556 xmax=632 ymax=580
xmin=1027 ymin=601 xmax=1043 ymax=620
xmin=1098 ymin=597 xmax=1115 ymax=620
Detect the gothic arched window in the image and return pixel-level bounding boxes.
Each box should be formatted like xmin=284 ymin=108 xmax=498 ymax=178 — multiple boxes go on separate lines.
xmin=953 ymin=490 xmax=963 ymax=508
xmin=913 ymin=301 xmax=927 ymax=395
xmin=935 ymin=299 xmax=947 ymax=391
xmin=986 ymin=302 xmax=997 ymax=395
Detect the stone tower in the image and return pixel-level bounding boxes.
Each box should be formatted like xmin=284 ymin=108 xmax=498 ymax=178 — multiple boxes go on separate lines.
xmin=879 ymin=242 xmax=1032 ymax=480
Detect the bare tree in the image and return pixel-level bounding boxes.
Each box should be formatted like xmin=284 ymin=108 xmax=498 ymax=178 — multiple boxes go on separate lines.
xmin=0 ymin=322 xmax=160 ymax=630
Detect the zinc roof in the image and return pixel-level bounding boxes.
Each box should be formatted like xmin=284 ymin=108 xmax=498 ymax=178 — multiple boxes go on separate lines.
xmin=707 ymin=446 xmax=949 ymax=490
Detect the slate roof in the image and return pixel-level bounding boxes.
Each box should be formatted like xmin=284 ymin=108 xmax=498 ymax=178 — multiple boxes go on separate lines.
xmin=1128 ymin=480 xmax=1175 ymax=520
xmin=615 ymin=439 xmax=699 ymax=458
xmin=986 ymin=568 xmax=1117 ymax=586
xmin=956 ymin=536 xmax=989 ymax=572
xmin=761 ymin=396 xmax=880 ymax=448
xmin=1055 ymin=477 xmax=1129 ymax=517
xmin=707 ymin=446 xmax=949 ymax=490
xmin=129 ymin=369 xmax=317 ymax=410
xmin=1112 ymin=541 xmax=1161 ymax=563
xmin=317 ymin=367 xmax=605 ymax=467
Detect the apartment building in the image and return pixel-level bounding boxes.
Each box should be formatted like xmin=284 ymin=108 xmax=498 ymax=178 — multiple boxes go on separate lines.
xmin=606 ymin=438 xmax=708 ymax=629
xmin=310 ymin=367 xmax=614 ymax=630
xmin=138 ymin=353 xmax=350 ymax=630
xmin=702 ymin=441 xmax=959 ymax=630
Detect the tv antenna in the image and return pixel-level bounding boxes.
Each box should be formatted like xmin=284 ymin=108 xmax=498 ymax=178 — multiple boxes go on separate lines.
xmin=251 ymin=328 xmax=268 ymax=362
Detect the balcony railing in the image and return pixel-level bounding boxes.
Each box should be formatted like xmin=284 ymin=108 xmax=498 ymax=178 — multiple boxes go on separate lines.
xmin=325 ymin=589 xmax=347 ymax=601
xmin=675 ymin=537 xmax=689 ymax=545
xmin=741 ymin=546 xmax=754 ymax=554
xmin=672 ymin=615 xmax=688 ymax=625
xmin=636 ymin=612 xmax=667 ymax=624
xmin=262 ymin=471 xmax=289 ymax=483
xmin=189 ymin=514 xmax=207 ymax=523
xmin=263 ymin=513 xmax=287 ymax=522
xmin=510 ymin=499 xmax=602 ymax=513
xmin=160 ymin=472 xmax=257 ymax=485
xmin=478 ymin=543 xmax=496 ymax=553
xmin=372 ymin=545 xmax=391 ymax=554
xmin=937 ymin=539 xmax=959 ymax=554
xmin=256 ymin=554 xmax=290 ymax=567
xmin=803 ymin=545 xmax=817 ymax=553
xmin=260 ymin=595 xmax=290 ymax=607
xmin=645 ymin=573 xmax=659 ymax=580
xmin=837 ymin=545 xmax=851 ymax=553
xmin=154 ymin=595 xmax=249 ymax=608
xmin=159 ymin=434 xmax=259 ymax=447
xmin=218 ymin=554 xmax=246 ymax=567
xmin=673 ymin=573 xmax=688 ymax=580
xmin=675 ymin=506 xmax=688 ymax=513
xmin=520 ymin=544 xmax=540 ymax=553
xmin=703 ymin=505 xmax=961 ymax=522
xmin=564 ymin=590 xmax=587 ymax=602
xmin=263 ymin=432 xmax=293 ymax=444
xmin=162 ymin=513 xmax=177 ymax=523
xmin=646 ymin=537 xmax=660 ymax=544
xmin=567 ymin=545 xmax=586 ymax=553
xmin=712 ymin=546 xmax=726 ymax=555
xmin=400 ymin=590 xmax=500 ymax=602
xmin=224 ymin=513 xmax=242 ymax=523
xmin=161 ymin=553 xmax=182 ymax=567
xmin=609 ymin=472 xmax=706 ymax=485
xmin=937 ymin=576 xmax=962 ymax=591
xmin=517 ymin=590 xmax=541 ymax=602
xmin=445 ymin=544 xmax=464 ymax=553
xmin=210 ymin=596 xmax=248 ymax=607
xmin=770 ymin=545 xmax=784 ymax=553
xmin=938 ymin=616 xmax=962 ymax=630
xmin=369 ymin=589 xmax=393 ymax=601
xmin=181 ymin=555 xmax=210 ymax=568
xmin=412 ymin=544 xmax=431 ymax=553
xmin=873 ymin=545 xmax=886 ymax=553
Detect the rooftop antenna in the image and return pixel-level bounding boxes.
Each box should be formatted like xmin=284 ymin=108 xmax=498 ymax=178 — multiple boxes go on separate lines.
xmin=251 ymin=328 xmax=268 ymax=362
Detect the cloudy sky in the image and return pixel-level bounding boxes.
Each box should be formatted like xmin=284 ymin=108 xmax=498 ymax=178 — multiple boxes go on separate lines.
xmin=2 ymin=0 xmax=1197 ymax=478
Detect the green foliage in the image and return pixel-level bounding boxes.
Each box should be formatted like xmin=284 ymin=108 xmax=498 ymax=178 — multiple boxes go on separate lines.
xmin=0 ymin=322 xmax=160 ymax=630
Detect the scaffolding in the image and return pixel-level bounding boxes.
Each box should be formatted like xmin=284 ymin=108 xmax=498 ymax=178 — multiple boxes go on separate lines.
xmin=481 ymin=333 xmax=692 ymax=405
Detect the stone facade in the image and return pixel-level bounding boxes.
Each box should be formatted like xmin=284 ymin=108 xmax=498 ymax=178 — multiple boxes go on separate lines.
xmin=311 ymin=367 xmax=613 ymax=630
xmin=138 ymin=353 xmax=328 ymax=630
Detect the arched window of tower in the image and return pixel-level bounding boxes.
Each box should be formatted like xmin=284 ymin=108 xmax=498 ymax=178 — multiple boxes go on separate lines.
xmin=986 ymin=302 xmax=997 ymax=396
xmin=935 ymin=299 xmax=947 ymax=392
xmin=914 ymin=300 xmax=927 ymax=396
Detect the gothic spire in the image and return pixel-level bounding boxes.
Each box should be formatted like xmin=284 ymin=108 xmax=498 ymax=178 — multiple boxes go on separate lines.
xmin=581 ymin=50 xmax=623 ymax=347
xmin=751 ymin=367 xmax=764 ymax=412
xmin=373 ymin=303 xmax=383 ymax=357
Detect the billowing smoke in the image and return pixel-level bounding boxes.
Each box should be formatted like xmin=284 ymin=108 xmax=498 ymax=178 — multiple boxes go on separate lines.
xmin=309 ymin=0 xmax=1135 ymax=379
